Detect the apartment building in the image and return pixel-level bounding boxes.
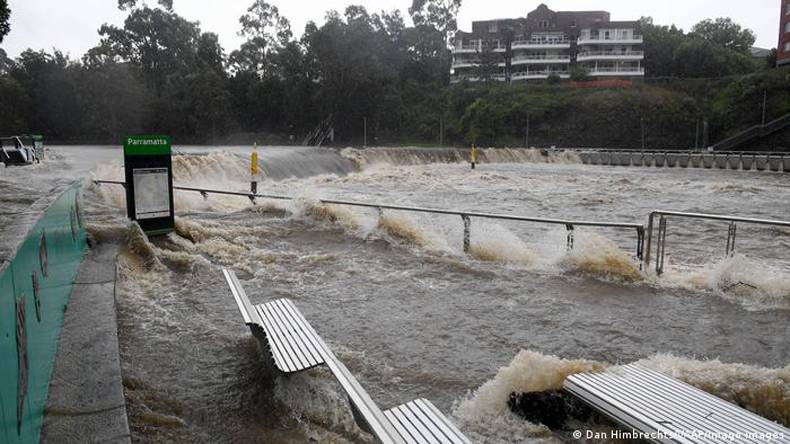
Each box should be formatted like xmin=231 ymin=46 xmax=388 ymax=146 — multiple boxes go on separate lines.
xmin=451 ymin=3 xmax=644 ymax=82
xmin=779 ymin=0 xmax=790 ymax=67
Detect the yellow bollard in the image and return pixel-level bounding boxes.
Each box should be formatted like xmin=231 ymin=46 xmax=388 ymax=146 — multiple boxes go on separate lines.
xmin=250 ymin=143 xmax=259 ymax=194
xmin=471 ymin=144 xmax=476 ymax=170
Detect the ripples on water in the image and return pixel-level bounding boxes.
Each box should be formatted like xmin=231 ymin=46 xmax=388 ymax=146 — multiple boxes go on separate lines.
xmin=50 ymin=145 xmax=790 ymax=442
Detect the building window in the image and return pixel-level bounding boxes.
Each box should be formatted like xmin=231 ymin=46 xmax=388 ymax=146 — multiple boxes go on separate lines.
xmin=786 ymin=22 xmax=790 ymax=33
xmin=785 ymin=42 xmax=790 ymax=52
xmin=539 ymin=20 xmax=549 ymax=29
xmin=787 ymin=1 xmax=790 ymax=14
xmin=488 ymin=23 xmax=498 ymax=33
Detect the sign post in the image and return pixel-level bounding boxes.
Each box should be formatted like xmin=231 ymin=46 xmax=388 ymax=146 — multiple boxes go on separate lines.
xmin=123 ymin=136 xmax=175 ymax=235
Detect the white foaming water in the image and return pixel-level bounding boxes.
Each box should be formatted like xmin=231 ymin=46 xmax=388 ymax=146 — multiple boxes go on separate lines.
xmin=341 ymin=147 xmax=581 ymax=170
xmin=273 ymin=370 xmax=372 ymax=443
xmin=660 ymin=254 xmax=790 ymax=310
xmin=453 ymin=350 xmax=607 ymax=444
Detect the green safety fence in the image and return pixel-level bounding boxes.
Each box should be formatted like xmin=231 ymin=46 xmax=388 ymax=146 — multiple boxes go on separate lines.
xmin=0 ymin=183 xmax=87 ymax=443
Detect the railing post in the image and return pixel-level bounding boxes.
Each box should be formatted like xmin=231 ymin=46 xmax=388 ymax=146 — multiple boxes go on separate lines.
xmin=644 ymin=213 xmax=654 ymax=270
xmin=656 ymin=216 xmax=667 ymax=275
xmin=726 ymin=222 xmax=737 ymax=257
xmin=565 ymin=224 xmax=575 ymax=251
xmin=462 ymin=215 xmax=471 ymax=253
xmin=636 ymin=226 xmax=645 ymax=266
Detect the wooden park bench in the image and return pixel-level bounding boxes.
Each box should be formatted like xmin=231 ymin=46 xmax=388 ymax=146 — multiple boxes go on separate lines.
xmin=222 ymin=269 xmax=470 ymax=444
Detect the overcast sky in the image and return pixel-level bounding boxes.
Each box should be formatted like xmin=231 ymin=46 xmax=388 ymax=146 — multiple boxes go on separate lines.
xmin=1 ymin=0 xmax=782 ymax=59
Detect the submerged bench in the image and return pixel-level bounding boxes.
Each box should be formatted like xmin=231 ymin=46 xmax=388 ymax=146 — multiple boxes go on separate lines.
xmin=222 ymin=269 xmax=470 ymax=444
xmin=565 ymin=364 xmax=790 ymax=444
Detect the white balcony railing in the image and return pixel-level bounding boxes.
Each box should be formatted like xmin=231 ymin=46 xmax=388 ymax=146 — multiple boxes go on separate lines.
xmin=578 ymin=35 xmax=644 ymax=45
xmin=512 ymin=39 xmax=571 ymax=49
xmin=510 ymin=54 xmax=571 ymax=65
xmin=587 ymin=66 xmax=645 ymax=76
xmin=452 ymin=60 xmax=480 ymax=68
xmin=512 ymin=69 xmax=570 ymax=80
xmin=453 ymin=43 xmax=481 ymax=53
xmin=576 ymin=51 xmax=644 ymax=61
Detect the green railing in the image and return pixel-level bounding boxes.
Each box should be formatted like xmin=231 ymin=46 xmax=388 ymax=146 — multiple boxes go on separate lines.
xmin=0 ymin=183 xmax=87 ymax=443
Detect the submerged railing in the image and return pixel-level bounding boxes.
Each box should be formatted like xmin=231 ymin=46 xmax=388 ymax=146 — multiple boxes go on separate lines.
xmin=95 ymin=180 xmax=790 ymax=275
xmin=92 ymin=180 xmax=646 ymax=260
xmin=644 ymin=210 xmax=790 ymax=275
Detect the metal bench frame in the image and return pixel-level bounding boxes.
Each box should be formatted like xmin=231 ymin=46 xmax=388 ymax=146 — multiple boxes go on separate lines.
xmin=222 ymin=269 xmax=470 ymax=444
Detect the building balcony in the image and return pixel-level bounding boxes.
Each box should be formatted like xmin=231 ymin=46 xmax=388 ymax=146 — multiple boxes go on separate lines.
xmin=450 ymin=74 xmax=508 ymax=83
xmin=452 ymin=60 xmax=480 ymax=69
xmin=509 ymin=54 xmax=571 ymax=66
xmin=512 ymin=39 xmax=571 ymax=50
xmin=587 ymin=66 xmax=645 ymax=76
xmin=577 ymin=35 xmax=643 ymax=45
xmin=452 ymin=43 xmax=481 ymax=53
xmin=512 ymin=69 xmax=570 ymax=80
xmin=576 ymin=51 xmax=644 ymax=61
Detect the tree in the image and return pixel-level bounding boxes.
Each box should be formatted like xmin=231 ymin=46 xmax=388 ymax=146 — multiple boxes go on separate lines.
xmin=0 ymin=0 xmax=9 ymax=43
xmin=570 ymin=65 xmax=589 ymax=81
xmin=229 ymin=0 xmax=292 ymax=77
xmin=93 ymin=5 xmax=201 ymax=95
xmin=691 ymin=18 xmax=756 ymax=54
xmin=408 ymin=0 xmax=461 ymax=45
xmin=473 ymin=40 xmax=500 ymax=82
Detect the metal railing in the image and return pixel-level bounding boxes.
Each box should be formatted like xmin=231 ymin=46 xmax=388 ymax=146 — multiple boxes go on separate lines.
xmin=512 ymin=39 xmax=571 ymax=47
xmin=578 ymin=35 xmax=643 ymax=43
xmin=587 ymin=67 xmax=645 ymax=74
xmin=93 ymin=180 xmax=645 ymax=259
xmin=577 ymin=51 xmax=644 ymax=58
xmin=644 ymin=210 xmax=790 ymax=275
xmin=511 ymin=54 xmax=571 ymax=62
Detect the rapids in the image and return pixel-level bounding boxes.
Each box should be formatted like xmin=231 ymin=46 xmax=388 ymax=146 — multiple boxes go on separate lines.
xmin=35 ymin=145 xmax=789 ymax=442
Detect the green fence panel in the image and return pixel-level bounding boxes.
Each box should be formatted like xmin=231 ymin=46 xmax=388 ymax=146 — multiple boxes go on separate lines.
xmin=0 ymin=183 xmax=87 ymax=443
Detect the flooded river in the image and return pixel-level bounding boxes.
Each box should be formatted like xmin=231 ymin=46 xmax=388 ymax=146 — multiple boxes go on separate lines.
xmin=10 ymin=145 xmax=787 ymax=443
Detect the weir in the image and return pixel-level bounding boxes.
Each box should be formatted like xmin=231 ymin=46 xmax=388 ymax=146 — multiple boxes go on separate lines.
xmin=579 ymin=150 xmax=789 ymax=173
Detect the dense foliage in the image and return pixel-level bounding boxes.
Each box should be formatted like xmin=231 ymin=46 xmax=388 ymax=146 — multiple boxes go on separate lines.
xmin=0 ymin=0 xmax=9 ymax=43
xmin=0 ymin=1 xmax=785 ymax=148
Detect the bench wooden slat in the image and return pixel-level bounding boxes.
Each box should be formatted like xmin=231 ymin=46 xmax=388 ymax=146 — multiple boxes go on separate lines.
xmin=258 ymin=302 xmax=319 ymax=372
xmin=413 ymin=399 xmax=470 ymax=444
xmin=385 ymin=407 xmax=420 ymax=444
xmin=574 ymin=372 xmax=719 ymax=444
xmin=589 ymin=369 xmax=760 ymax=443
xmin=255 ymin=303 xmax=299 ymax=372
xmin=388 ymin=405 xmax=426 ymax=444
xmin=273 ymin=299 xmax=325 ymax=366
xmin=594 ymin=366 xmax=780 ymax=441
xmin=625 ymin=365 xmax=788 ymax=435
xmin=403 ymin=401 xmax=450 ymax=444
xmin=565 ymin=365 xmax=790 ymax=444
xmin=384 ymin=399 xmax=470 ymax=444
xmin=267 ymin=299 xmax=323 ymax=369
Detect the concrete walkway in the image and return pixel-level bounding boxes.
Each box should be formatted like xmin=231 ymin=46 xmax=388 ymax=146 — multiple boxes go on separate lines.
xmin=40 ymin=242 xmax=130 ymax=443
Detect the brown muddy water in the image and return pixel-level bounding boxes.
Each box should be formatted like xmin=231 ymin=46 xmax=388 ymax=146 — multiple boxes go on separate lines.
xmin=7 ymin=145 xmax=787 ymax=443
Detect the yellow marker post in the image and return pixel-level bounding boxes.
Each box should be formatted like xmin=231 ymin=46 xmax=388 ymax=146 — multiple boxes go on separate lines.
xmin=471 ymin=144 xmax=476 ymax=170
xmin=250 ymin=143 xmax=259 ymax=194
